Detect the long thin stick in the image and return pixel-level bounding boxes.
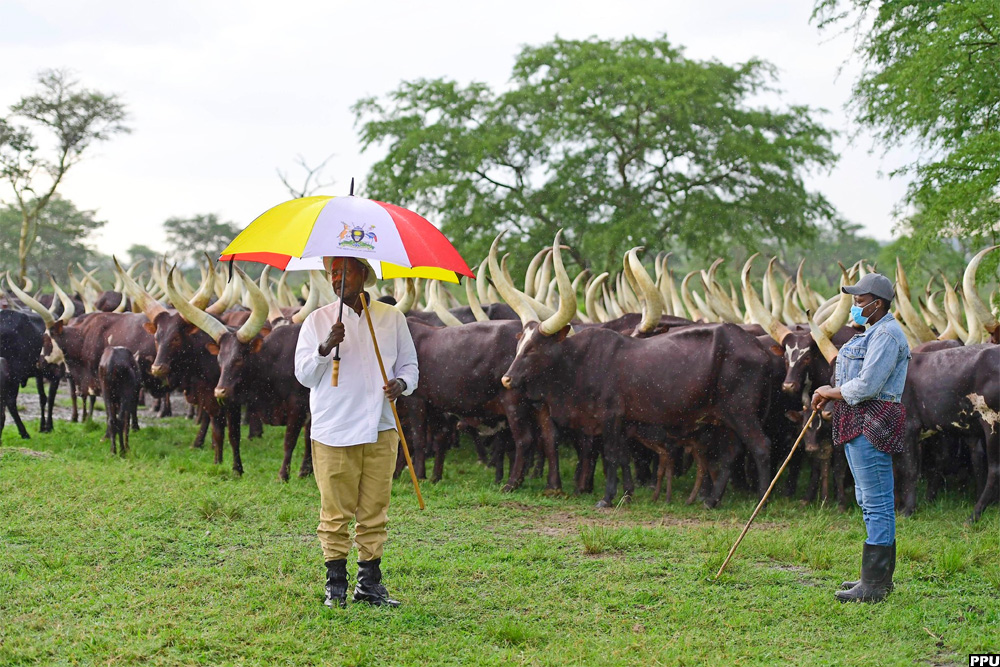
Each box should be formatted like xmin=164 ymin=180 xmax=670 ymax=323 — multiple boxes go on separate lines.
xmin=715 ymin=410 xmax=818 ymax=579
xmin=360 ymin=293 xmax=426 ymax=510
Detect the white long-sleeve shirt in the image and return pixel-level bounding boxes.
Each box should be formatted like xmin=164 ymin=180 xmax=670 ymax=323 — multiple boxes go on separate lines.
xmin=294 ymin=298 xmax=418 ymax=447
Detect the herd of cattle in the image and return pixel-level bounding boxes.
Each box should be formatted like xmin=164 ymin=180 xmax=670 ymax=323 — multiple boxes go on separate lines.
xmin=1 ymin=240 xmax=998 ymax=522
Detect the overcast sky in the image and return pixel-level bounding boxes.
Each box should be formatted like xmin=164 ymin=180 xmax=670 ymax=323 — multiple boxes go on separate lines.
xmin=1 ymin=0 xmax=916 ymax=260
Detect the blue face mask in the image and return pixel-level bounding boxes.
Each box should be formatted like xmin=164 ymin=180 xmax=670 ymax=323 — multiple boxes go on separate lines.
xmin=850 ymin=301 xmax=877 ymax=326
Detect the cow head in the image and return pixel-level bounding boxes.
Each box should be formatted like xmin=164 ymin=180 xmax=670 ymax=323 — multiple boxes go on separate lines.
xmin=210 ymin=330 xmax=264 ymax=400
xmin=494 ymin=231 xmax=577 ymax=391
xmin=501 ymin=321 xmax=571 ymax=390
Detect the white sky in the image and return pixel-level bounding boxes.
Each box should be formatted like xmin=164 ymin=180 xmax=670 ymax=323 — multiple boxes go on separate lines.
xmin=1 ymin=0 xmax=916 ymax=259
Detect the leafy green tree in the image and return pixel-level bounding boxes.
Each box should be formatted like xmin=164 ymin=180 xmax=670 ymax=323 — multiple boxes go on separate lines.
xmin=0 ymin=69 xmax=129 ymax=284
xmin=813 ymin=0 xmax=1000 ymax=250
xmin=354 ymin=36 xmax=839 ymax=273
xmin=126 ymin=243 xmax=161 ymax=266
xmin=0 ymin=195 xmax=106 ymax=284
xmin=163 ymin=213 xmax=241 ymax=267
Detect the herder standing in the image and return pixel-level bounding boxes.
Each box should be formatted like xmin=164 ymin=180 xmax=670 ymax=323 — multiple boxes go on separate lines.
xmin=294 ymin=256 xmax=418 ymax=608
xmin=811 ymin=272 xmax=910 ymax=603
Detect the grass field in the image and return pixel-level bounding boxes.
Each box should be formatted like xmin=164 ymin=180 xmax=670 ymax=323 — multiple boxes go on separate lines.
xmin=2 ymin=414 xmax=998 ymax=666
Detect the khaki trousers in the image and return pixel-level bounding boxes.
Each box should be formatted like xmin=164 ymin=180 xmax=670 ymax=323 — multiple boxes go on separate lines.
xmin=312 ymin=430 xmax=399 ymax=562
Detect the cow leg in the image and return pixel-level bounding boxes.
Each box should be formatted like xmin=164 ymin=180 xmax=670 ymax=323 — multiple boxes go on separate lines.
xmin=895 ymin=429 xmax=920 ymax=517
xmin=575 ymin=434 xmax=595 ymax=494
xmin=968 ymin=436 xmax=987 ymax=502
xmin=597 ymin=419 xmax=624 ymax=508
xmin=69 ymin=376 xmax=79 ymax=422
xmin=157 ymin=393 xmax=172 ymax=418
xmin=970 ymin=428 xmax=999 ymax=523
xmin=191 ymin=409 xmax=210 ymax=449
xmin=226 ymin=404 xmax=244 ymax=475
xmin=4 ymin=393 xmax=30 ymax=440
xmin=87 ymin=394 xmax=96 ymax=423
xmin=210 ymin=412 xmax=225 ymax=465
xmin=502 ymin=405 xmax=535 ymax=491
xmin=44 ymin=376 xmax=59 ymax=433
xmin=490 ymin=431 xmax=509 ymax=485
xmin=501 ymin=400 xmax=537 ymax=492
xmin=725 ymin=415 xmax=772 ymax=501
xmin=247 ymin=407 xmax=263 ymax=440
xmin=187 ymin=402 xmax=196 ymax=420
xmin=538 ymin=406 xmax=562 ymax=492
xmin=299 ymin=416 xmax=313 ymax=478
xmin=278 ymin=405 xmax=306 ymax=482
xmin=35 ymin=376 xmax=48 ymax=433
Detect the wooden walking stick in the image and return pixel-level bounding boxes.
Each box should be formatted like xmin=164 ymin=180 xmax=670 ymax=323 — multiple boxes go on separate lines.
xmin=715 ymin=409 xmax=818 ymax=579
xmin=330 ymin=266 xmax=347 ymax=386
xmin=360 ymin=293 xmax=426 ymax=510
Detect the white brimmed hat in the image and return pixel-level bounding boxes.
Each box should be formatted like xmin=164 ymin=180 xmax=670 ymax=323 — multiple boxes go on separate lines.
xmin=323 ymin=256 xmax=378 ymax=289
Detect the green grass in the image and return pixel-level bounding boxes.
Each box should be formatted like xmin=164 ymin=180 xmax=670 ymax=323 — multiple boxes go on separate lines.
xmin=2 ymin=416 xmax=998 ymax=666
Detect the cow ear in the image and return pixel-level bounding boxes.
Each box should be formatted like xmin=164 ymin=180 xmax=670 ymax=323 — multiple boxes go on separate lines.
xmin=785 ymin=410 xmax=803 ymax=423
xmin=515 ymin=331 xmax=523 ymax=340
xmin=769 ymin=344 xmax=783 ymax=357
xmin=555 ymin=325 xmax=571 ymax=342
xmin=186 ymin=324 xmax=201 ymax=336
xmin=205 ymin=342 xmax=220 ymax=356
xmin=259 ymin=327 xmax=272 ymax=338
xmin=143 ymin=322 xmax=157 ymax=334
xmin=50 ymin=321 xmax=64 ymax=335
xmin=250 ymin=337 xmax=263 ymax=353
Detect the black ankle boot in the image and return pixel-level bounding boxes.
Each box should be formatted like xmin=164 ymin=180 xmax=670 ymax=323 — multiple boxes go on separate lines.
xmin=841 ymin=540 xmax=896 ymax=592
xmin=324 ymin=559 xmax=348 ymax=609
xmin=835 ymin=542 xmax=895 ymax=603
xmin=353 ymin=558 xmax=400 ymax=607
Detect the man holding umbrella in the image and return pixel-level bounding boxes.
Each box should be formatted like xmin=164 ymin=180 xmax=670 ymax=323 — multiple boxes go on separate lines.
xmin=294 ymin=255 xmax=419 ymax=609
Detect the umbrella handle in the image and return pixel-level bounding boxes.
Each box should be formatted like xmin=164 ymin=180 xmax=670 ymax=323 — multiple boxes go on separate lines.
xmin=330 ymin=268 xmax=347 ymax=387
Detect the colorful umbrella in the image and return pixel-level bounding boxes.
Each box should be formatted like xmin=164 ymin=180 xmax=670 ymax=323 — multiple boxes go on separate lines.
xmin=219 ymin=194 xmax=473 ymax=283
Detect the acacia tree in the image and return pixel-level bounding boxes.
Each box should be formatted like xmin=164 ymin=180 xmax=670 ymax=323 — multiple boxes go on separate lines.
xmin=0 ymin=195 xmax=106 ymax=283
xmin=813 ymin=0 xmax=1000 ymax=249
xmin=354 ymin=36 xmax=839 ymax=272
xmin=0 ymin=69 xmax=129 ymax=283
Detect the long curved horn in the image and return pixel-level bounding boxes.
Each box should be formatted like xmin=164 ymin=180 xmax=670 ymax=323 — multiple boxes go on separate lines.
xmin=20 ymin=275 xmax=34 ymax=293
xmin=628 ymin=248 xmax=664 ymax=334
xmin=766 ymin=258 xmax=783 ymax=321
xmin=963 ymin=245 xmax=999 ymax=338
xmin=476 ymin=259 xmax=491 ymax=304
xmin=895 ymin=257 xmax=936 ymax=343
xmin=114 ymin=256 xmax=166 ymax=323
xmin=922 ymin=290 xmax=947 ymax=333
xmin=291 ymin=272 xmax=320 ymax=324
xmin=782 ymin=279 xmax=807 ymax=326
xmin=533 ymin=249 xmax=554 ymax=304
xmin=501 ymin=253 xmax=556 ymax=319
xmin=603 ymin=282 xmax=623 ymax=319
xmin=741 ymin=253 xmax=792 ymax=344
xmin=488 ymin=233 xmax=539 ymax=325
xmin=571 ymin=269 xmax=590 ymax=301
xmin=168 ymin=268 xmax=228 ymax=343
xmin=395 ymin=278 xmax=415 ymax=313
xmin=939 ymin=278 xmax=968 ymax=341
xmin=235 ymin=267 xmax=269 ymax=343
xmin=51 ymin=277 xmax=76 ymax=323
xmin=523 ymin=247 xmax=548 ymax=299
xmin=258 ymin=266 xmax=285 ymax=323
xmin=538 ymin=231 xmax=577 ymax=335
xmin=817 ymin=271 xmax=853 ymax=338
xmin=465 ymin=275 xmax=489 ymax=322
xmin=429 ymin=282 xmax=463 ymax=327
xmin=205 ymin=274 xmax=237 ymax=316
xmin=586 ymin=272 xmax=609 ymax=323
xmin=6 ymin=272 xmax=55 ymax=328
xmin=807 ymin=310 xmax=839 ymax=364
xmin=681 ymin=271 xmax=706 ymax=322
xmin=187 ymin=256 xmax=216 ymax=311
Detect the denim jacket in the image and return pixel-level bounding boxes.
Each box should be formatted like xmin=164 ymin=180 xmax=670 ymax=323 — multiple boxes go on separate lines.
xmin=834 ymin=312 xmax=911 ymax=405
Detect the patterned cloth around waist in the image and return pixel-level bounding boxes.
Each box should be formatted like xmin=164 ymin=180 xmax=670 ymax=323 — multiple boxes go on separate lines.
xmin=831 ymin=400 xmax=906 ymax=454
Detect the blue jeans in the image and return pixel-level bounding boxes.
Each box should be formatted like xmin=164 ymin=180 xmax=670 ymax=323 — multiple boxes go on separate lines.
xmin=844 ymin=433 xmax=895 ymax=545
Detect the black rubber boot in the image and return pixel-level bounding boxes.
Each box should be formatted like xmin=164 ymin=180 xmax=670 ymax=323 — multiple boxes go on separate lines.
xmin=840 ymin=541 xmax=896 ymax=592
xmin=324 ymin=559 xmax=348 ymax=609
xmin=835 ymin=542 xmax=895 ymax=603
xmin=353 ymin=558 xmax=401 ymax=607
